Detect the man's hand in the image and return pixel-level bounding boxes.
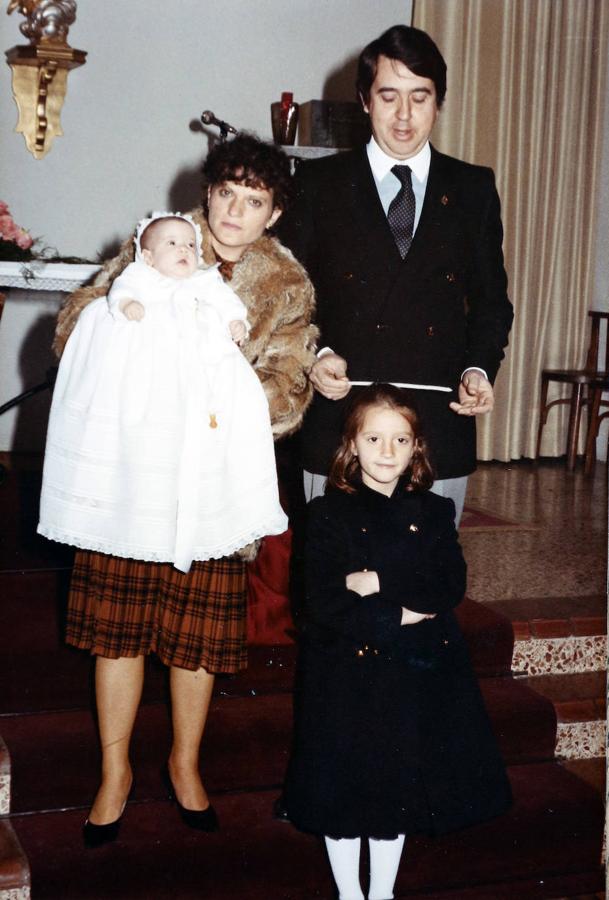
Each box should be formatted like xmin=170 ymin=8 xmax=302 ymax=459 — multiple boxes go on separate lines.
xmin=310 ymin=352 xmax=351 ymax=400
xmin=449 ymin=370 xmax=494 ymax=416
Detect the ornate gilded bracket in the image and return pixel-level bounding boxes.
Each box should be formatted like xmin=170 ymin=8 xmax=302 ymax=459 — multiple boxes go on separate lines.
xmin=5 ymin=1 xmax=86 ymax=160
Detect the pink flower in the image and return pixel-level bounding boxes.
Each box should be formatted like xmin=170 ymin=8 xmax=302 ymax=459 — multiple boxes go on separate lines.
xmin=0 ymin=202 xmax=9 ymax=216
xmin=15 ymin=228 xmax=33 ymax=250
xmin=0 ymin=214 xmax=19 ymax=241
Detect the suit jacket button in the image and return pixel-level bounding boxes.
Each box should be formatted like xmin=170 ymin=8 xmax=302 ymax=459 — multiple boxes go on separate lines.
xmin=446 ymin=272 xmax=456 ymax=283
xmin=344 ymin=271 xmax=354 ymax=280
xmin=426 ymin=326 xmax=435 ymax=337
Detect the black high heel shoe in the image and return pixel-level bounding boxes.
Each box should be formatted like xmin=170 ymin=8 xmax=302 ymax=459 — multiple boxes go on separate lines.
xmin=162 ymin=765 xmax=219 ymax=832
xmin=83 ymin=782 xmax=133 ymax=849
xmin=83 ymin=816 xmax=122 ymax=849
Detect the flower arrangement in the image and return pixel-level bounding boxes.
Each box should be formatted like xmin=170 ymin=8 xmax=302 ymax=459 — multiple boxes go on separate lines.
xmin=0 ymin=201 xmax=35 ymax=261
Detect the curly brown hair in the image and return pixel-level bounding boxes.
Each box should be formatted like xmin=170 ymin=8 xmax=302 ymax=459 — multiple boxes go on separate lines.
xmin=328 ymin=383 xmax=434 ymax=494
xmin=201 ymin=132 xmax=293 ymax=214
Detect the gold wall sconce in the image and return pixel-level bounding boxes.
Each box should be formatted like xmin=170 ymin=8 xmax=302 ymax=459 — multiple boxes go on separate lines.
xmin=5 ymin=0 xmax=86 ymax=159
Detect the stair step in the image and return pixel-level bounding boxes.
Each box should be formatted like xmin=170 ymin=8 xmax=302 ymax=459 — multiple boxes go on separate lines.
xmin=0 ymin=675 xmax=556 ymax=816
xmin=559 ymin=758 xmax=605 ymax=797
xmin=0 ymin=819 xmax=29 ymax=899
xmin=490 ymin=595 xmax=606 ymax=676
xmin=520 ymin=672 xmax=606 ymax=760
xmin=7 ymin=762 xmax=603 ymax=899
xmin=0 ymin=738 xmax=9 ymax=816
xmin=0 ymin=581 xmax=513 ymax=715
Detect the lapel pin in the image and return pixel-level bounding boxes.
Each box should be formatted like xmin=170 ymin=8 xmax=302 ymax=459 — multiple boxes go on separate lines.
xmin=440 ymin=194 xmax=449 ymax=206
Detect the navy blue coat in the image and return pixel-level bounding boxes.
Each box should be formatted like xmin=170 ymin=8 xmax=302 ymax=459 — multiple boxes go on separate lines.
xmin=279 ymin=146 xmax=513 ymax=479
xmin=284 ymin=484 xmax=512 ymax=839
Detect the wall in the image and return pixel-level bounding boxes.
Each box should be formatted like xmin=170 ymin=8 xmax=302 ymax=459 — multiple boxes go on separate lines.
xmin=1 ymin=0 xmax=411 ymax=260
xmin=0 ymin=1 xmax=411 ymax=452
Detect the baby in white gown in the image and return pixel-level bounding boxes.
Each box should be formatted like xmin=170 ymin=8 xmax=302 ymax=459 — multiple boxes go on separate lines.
xmin=38 ymin=212 xmax=287 ymax=571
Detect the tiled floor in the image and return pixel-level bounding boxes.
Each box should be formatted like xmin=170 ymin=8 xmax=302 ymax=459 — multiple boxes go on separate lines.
xmin=460 ymin=458 xmax=607 ymax=605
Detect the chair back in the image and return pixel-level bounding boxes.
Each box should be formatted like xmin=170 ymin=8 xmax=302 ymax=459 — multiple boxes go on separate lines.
xmin=584 ymin=310 xmax=609 ymax=373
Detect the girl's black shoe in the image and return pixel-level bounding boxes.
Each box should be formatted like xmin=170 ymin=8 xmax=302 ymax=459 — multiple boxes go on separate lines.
xmin=162 ymin=764 xmax=219 ymax=832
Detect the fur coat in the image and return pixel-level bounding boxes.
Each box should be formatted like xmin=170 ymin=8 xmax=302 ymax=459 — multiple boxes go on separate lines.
xmin=53 ymin=209 xmax=318 ymax=440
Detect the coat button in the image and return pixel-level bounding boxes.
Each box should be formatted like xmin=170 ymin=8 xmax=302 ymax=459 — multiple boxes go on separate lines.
xmin=446 ymin=272 xmax=456 ymax=283
xmin=409 ymin=524 xmax=419 ymax=532
xmin=344 ymin=271 xmax=354 ymax=280
xmin=441 ymin=194 xmax=449 ymax=206
xmin=361 ymin=527 xmax=367 ymax=533
xmin=426 ymin=326 xmax=435 ymax=337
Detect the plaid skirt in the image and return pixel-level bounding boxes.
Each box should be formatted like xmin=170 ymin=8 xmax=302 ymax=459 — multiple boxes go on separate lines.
xmin=66 ymin=550 xmax=247 ymax=673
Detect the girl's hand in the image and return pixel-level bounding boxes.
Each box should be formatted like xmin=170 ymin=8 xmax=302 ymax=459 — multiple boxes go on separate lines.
xmin=346 ymin=570 xmax=380 ymax=596
xmin=401 ymin=607 xmax=437 ymax=626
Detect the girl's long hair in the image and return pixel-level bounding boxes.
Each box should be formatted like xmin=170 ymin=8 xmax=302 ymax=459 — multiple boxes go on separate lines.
xmin=328 ymin=383 xmax=434 ymax=494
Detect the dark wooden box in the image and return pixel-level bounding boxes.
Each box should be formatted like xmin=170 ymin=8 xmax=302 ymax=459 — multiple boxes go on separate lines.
xmin=298 ymin=100 xmax=370 ymax=148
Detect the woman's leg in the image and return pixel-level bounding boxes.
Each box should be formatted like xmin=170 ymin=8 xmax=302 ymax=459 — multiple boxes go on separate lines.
xmin=88 ymin=654 xmax=144 ymax=824
xmin=368 ymin=835 xmax=406 ymax=900
xmin=168 ymin=664 xmax=215 ymax=810
xmin=324 ymin=836 xmax=365 ymax=900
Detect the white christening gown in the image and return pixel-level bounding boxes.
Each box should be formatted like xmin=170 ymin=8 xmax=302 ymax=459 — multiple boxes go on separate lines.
xmin=38 ymin=261 xmax=287 ymax=571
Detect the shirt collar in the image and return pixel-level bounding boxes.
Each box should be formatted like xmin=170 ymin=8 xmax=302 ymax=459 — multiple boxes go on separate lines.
xmin=367 ymin=136 xmax=431 ymax=185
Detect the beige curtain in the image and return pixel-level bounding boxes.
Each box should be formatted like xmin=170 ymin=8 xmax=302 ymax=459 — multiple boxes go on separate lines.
xmin=413 ymin=0 xmax=609 ymax=460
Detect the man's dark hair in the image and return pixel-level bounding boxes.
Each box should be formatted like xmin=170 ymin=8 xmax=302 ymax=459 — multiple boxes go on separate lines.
xmin=201 ymin=132 xmax=293 ymax=213
xmin=356 ymin=25 xmax=447 ymax=107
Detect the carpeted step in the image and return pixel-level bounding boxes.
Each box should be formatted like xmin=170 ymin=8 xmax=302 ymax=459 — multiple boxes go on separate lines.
xmin=520 ymin=672 xmax=606 ymax=762
xmin=491 ymin=595 xmax=606 ymax=677
xmin=0 ymin=569 xmax=513 ymax=715
xmin=0 ymin=676 xmax=557 ymax=817
xmin=7 ymin=762 xmax=604 ymax=899
xmin=0 ymin=819 xmax=30 ymax=898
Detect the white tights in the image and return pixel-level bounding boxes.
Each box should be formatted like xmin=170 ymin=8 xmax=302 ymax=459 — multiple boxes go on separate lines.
xmin=324 ymin=834 xmax=406 ymax=900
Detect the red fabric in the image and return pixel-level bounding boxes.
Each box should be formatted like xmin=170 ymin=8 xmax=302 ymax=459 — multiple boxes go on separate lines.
xmin=247 ymin=528 xmax=295 ymax=645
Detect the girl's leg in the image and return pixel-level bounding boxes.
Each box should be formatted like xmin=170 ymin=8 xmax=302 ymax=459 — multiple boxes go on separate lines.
xmin=324 ymin=836 xmax=365 ymax=900
xmin=168 ymin=664 xmax=215 ymax=810
xmin=88 ymin=654 xmax=144 ymax=824
xmin=368 ymin=834 xmax=406 ymax=900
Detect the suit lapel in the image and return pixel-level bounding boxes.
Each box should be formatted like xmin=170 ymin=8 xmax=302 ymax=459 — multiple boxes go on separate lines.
xmin=335 ymin=150 xmax=408 ymax=322
xmin=342 ymin=149 xmax=403 ymax=264
xmin=402 ymin=146 xmax=457 ymax=278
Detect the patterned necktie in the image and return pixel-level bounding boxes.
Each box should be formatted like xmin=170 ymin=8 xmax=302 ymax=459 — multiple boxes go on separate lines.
xmin=387 ymin=165 xmax=415 ymax=259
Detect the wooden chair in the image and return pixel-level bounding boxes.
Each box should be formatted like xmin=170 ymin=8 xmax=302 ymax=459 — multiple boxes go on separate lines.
xmin=536 ymin=310 xmax=609 ymax=473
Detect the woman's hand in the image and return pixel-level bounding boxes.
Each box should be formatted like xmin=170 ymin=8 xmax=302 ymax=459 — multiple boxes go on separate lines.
xmin=346 ymin=570 xmax=380 ymax=596
xmin=401 ymin=607 xmax=437 ymax=626
xmin=310 ymin=353 xmax=351 ymax=400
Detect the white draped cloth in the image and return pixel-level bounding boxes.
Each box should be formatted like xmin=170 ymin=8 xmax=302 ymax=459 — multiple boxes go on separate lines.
xmin=38 ymin=259 xmax=287 ymax=572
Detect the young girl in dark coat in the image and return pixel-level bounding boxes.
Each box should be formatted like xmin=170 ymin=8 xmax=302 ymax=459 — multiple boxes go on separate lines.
xmin=283 ymin=384 xmax=511 ymax=900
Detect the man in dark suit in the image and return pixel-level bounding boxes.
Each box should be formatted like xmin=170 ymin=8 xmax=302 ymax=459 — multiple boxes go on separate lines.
xmin=279 ymin=24 xmax=513 ymax=521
